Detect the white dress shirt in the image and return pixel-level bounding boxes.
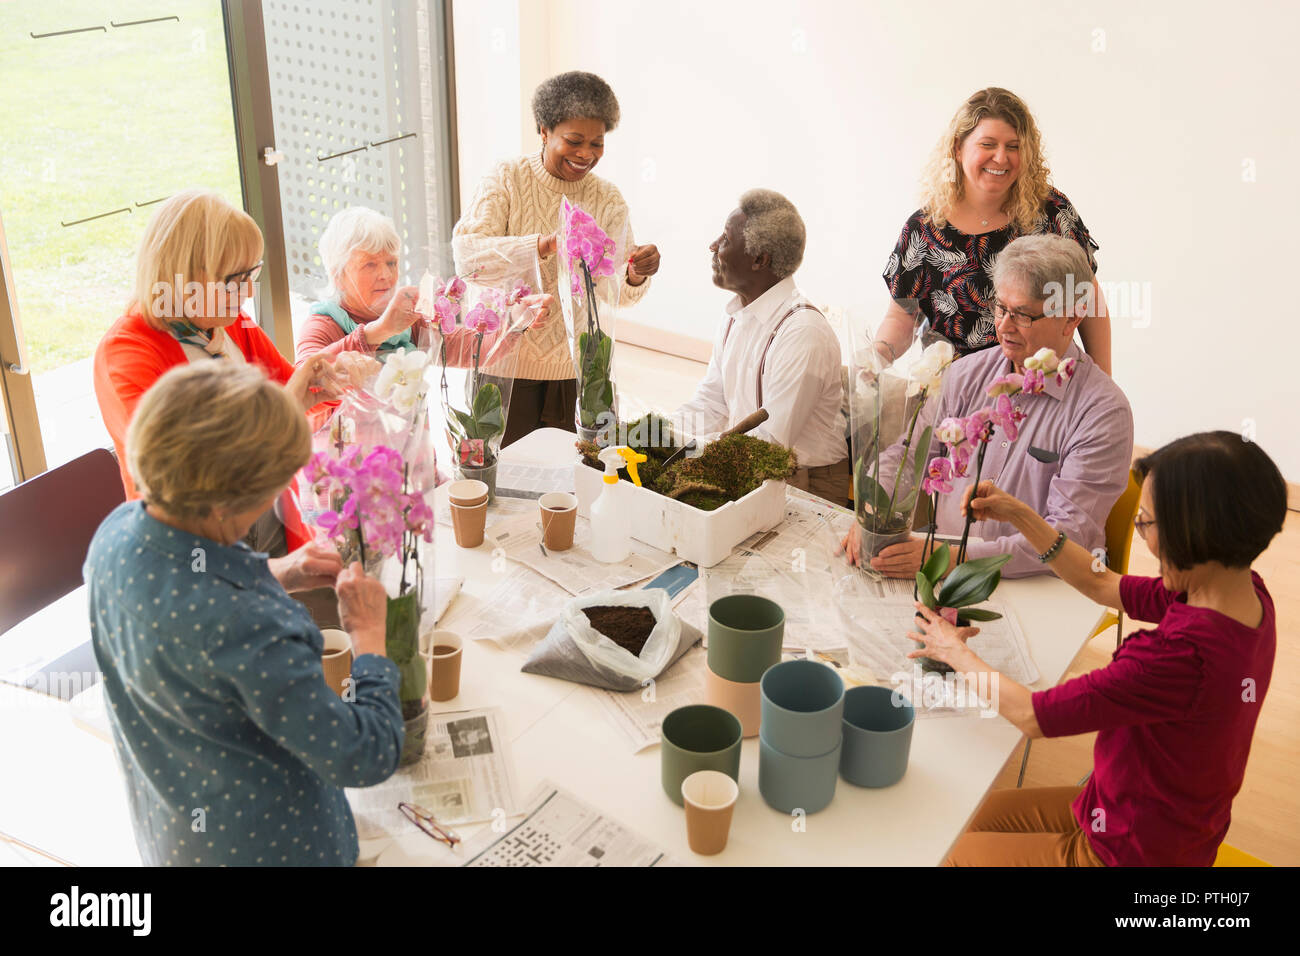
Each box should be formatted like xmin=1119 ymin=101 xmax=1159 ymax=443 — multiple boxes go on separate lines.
xmin=675 ymin=276 xmax=847 ymax=468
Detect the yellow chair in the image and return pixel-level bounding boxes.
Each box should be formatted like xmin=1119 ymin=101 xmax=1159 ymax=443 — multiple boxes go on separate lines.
xmin=1016 ymin=467 xmax=1144 ymax=787
xmin=1214 ymin=843 xmax=1272 ymax=867
xmin=1089 ymin=467 xmax=1144 ymax=648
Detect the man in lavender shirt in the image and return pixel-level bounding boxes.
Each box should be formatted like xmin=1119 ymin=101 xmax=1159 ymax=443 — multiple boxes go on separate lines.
xmin=843 ymin=234 xmax=1133 ymax=579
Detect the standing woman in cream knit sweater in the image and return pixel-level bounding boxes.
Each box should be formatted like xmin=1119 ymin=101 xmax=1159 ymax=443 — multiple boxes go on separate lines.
xmin=453 ymin=71 xmax=660 ymax=446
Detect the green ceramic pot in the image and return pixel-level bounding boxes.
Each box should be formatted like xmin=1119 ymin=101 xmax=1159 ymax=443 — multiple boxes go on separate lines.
xmin=707 ymin=595 xmax=784 ymax=684
xmin=660 ymin=705 xmax=742 ymax=806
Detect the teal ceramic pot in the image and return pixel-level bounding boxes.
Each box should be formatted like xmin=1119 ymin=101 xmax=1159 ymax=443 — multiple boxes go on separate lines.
xmin=758 ymin=735 xmax=841 ymax=814
xmin=660 ymin=704 xmax=743 ymax=806
xmin=759 ymin=659 xmax=845 ymax=758
xmin=839 ymin=685 xmax=915 ymax=788
xmin=707 ymin=595 xmax=784 ymax=683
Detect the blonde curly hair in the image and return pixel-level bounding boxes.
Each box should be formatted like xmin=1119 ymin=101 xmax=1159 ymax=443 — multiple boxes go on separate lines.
xmin=919 ymin=88 xmax=1051 ymax=234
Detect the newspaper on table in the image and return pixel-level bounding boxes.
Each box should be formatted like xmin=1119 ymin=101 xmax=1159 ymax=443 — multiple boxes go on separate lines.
xmin=593 ymin=644 xmax=710 ymax=751
xmin=459 ymin=779 xmax=679 ymax=867
xmin=699 ymin=490 xmax=854 ymax=655
xmin=494 ymin=461 xmax=575 ymax=500
xmin=347 ymin=707 xmax=521 ymax=840
xmin=832 ymin=568 xmax=1040 ymax=719
xmin=489 ymin=513 xmax=677 ymax=596
xmin=437 ymin=563 xmax=569 ymax=653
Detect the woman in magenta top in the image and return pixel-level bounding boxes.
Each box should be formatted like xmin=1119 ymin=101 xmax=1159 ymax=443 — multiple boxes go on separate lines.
xmin=910 ymin=430 xmax=1286 ymax=866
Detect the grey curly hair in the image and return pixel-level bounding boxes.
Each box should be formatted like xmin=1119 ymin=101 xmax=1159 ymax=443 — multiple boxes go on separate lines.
xmin=532 ymin=71 xmax=620 ymax=133
xmin=739 ymin=189 xmax=806 ymax=280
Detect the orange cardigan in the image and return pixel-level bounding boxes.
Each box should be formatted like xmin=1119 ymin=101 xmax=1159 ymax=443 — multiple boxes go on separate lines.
xmin=93 ymin=311 xmax=314 ymax=550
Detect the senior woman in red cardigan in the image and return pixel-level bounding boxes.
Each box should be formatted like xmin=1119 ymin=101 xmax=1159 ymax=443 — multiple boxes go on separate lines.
xmin=93 ymin=188 xmax=347 ymax=599
xmin=911 ymin=431 xmax=1285 ymax=866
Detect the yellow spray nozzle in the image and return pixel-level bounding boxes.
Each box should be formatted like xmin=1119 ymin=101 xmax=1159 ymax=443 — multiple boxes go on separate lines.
xmin=615 ymin=446 xmax=648 ymax=487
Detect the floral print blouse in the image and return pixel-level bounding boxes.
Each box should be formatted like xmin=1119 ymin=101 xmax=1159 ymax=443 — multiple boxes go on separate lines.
xmin=882 ymin=188 xmax=1099 ymax=356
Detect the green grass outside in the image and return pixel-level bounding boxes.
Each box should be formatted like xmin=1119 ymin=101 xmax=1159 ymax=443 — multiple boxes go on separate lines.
xmin=0 ymin=0 xmax=242 ymax=374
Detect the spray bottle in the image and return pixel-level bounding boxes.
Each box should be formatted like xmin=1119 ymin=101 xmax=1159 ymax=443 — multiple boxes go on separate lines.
xmin=591 ymin=446 xmax=646 ymax=563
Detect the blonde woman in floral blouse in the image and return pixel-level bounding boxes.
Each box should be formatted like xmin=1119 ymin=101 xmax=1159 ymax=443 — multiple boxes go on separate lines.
xmin=873 ymin=88 xmax=1111 ymax=375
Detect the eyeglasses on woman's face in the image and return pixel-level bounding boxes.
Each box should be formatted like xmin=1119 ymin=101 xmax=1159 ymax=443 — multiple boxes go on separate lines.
xmin=1133 ymin=514 xmax=1157 ymax=538
xmin=224 ymin=261 xmax=263 ymax=285
xmin=991 ymin=296 xmax=1049 ymax=329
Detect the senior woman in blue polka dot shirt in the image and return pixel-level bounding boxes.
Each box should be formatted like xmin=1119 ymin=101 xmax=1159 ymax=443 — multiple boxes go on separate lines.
xmin=86 ymin=362 xmax=404 ymax=866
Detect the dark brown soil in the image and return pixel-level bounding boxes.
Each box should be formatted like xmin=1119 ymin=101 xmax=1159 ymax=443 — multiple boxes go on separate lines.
xmin=582 ymin=605 xmax=658 ymax=657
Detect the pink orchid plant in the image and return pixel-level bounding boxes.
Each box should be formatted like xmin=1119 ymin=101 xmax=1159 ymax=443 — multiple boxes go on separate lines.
xmin=559 ymin=197 xmax=619 ymax=439
xmin=304 ymin=443 xmax=433 ymax=723
xmin=423 ymin=276 xmax=529 ymax=472
xmin=912 ymin=348 xmax=1077 ymax=671
xmin=305 ymin=445 xmax=434 ymax=580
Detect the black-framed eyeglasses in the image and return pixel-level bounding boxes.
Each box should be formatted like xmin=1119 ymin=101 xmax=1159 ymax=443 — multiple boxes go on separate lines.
xmin=224 ymin=261 xmax=263 ymax=284
xmin=991 ymin=296 xmax=1048 ymax=328
xmin=398 ymin=802 xmax=461 ymax=849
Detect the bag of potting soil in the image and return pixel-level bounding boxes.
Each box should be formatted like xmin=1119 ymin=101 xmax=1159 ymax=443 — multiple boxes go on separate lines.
xmin=521 ymin=589 xmax=700 ymax=691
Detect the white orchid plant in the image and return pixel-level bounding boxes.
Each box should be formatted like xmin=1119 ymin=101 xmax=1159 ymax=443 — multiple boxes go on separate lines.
xmin=852 ymin=340 xmax=955 ymax=555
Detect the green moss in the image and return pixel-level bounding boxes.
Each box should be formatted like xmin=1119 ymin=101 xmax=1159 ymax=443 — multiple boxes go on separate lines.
xmin=577 ymin=422 xmax=796 ymax=511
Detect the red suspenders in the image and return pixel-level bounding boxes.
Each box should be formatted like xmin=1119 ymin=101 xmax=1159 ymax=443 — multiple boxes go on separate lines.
xmin=721 ymin=303 xmax=825 ymax=408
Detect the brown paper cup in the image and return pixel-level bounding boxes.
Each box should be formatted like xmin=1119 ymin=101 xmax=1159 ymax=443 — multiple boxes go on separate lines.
xmin=448 ymin=479 xmax=489 ymax=508
xmin=681 ymin=770 xmax=739 ymax=856
xmin=539 ymin=492 xmax=577 ymax=552
xmin=450 ymin=500 xmax=487 ymax=548
xmin=703 ymin=665 xmax=762 ymax=738
xmin=423 ymin=630 xmax=463 ymax=702
xmin=320 ymin=629 xmax=353 ymax=697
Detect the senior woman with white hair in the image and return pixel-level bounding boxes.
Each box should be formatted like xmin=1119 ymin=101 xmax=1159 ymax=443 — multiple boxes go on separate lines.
xmin=674 ymin=189 xmax=848 ymax=504
xmin=294 ymin=206 xmax=423 ymax=365
xmin=87 ymin=361 xmax=404 ymax=865
xmin=296 ymin=205 xmax=555 ymax=368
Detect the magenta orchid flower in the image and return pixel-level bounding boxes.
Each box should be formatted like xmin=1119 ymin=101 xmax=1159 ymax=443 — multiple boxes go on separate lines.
xmin=436 ymin=275 xmax=466 ymax=301
xmin=949 ymin=442 xmax=973 ymax=477
xmin=989 ymin=393 xmax=1026 ymax=442
xmin=963 ymin=410 xmax=995 ymax=444
xmin=433 ymin=295 xmax=459 ymax=334
xmin=921 ymin=456 xmax=955 ymax=495
xmin=1055 ymin=357 xmax=1077 ymax=386
xmin=507 ymin=282 xmax=533 ymax=306
xmin=1021 ymin=368 xmax=1046 ymax=394
xmin=465 ymin=302 xmax=501 ymax=333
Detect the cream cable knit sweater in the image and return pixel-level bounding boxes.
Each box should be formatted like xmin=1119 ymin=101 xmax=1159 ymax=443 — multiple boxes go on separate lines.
xmin=452 ymin=152 xmax=650 ymax=381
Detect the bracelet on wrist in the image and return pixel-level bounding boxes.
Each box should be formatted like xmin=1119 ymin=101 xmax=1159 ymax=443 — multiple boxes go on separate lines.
xmin=1038 ymin=531 xmax=1067 ymax=563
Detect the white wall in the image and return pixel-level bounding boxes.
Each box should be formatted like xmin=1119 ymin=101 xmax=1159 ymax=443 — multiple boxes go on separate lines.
xmin=453 ymin=0 xmax=1300 ymax=478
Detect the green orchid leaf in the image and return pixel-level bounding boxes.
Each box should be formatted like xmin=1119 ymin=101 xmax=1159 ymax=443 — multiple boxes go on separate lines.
xmin=954 ymin=553 xmax=1015 ymax=575
xmin=920 ymin=542 xmax=951 ymax=584
xmin=854 ymin=470 xmax=893 ymax=518
xmin=937 ymin=562 xmax=1008 ymax=608
xmin=916 ymin=571 xmax=936 ymax=608
xmin=953 ymin=607 xmax=1003 ymax=622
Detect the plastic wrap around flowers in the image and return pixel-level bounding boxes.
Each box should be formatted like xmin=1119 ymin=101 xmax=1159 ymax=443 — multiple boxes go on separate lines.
xmin=305 ymin=445 xmax=434 ymax=563
xmin=853 ymin=340 xmax=955 ymax=546
xmin=421 ymin=274 xmax=533 ymax=470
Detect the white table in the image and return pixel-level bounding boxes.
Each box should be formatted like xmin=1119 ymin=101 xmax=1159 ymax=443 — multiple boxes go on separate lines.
xmin=0 ymin=428 xmax=1103 ymax=867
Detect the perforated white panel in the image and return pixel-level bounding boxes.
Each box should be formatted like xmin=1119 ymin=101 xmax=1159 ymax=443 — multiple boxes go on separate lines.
xmin=263 ymin=0 xmax=445 ymax=299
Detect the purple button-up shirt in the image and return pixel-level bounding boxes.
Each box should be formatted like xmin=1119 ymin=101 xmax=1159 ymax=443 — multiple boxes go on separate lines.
xmin=880 ymin=342 xmax=1133 ymax=578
